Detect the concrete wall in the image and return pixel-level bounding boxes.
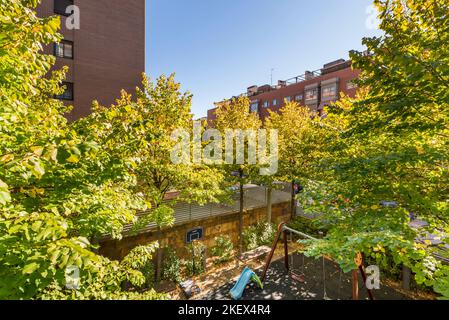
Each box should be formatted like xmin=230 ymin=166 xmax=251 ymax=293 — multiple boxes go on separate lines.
xmin=100 ymin=201 xmax=291 ymax=260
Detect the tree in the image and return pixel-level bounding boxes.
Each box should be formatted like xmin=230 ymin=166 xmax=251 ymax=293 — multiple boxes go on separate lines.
xmin=301 ymin=0 xmax=449 ymax=298
xmin=265 ymin=101 xmax=327 ymax=219
xmin=213 ymin=97 xmax=262 ymax=254
xmin=0 ymin=0 xmax=165 ymax=299
xmin=78 ymin=74 xmax=227 ymax=281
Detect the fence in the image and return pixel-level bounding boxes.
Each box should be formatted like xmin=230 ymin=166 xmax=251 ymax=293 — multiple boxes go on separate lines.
xmin=121 ymin=183 xmax=292 ymax=236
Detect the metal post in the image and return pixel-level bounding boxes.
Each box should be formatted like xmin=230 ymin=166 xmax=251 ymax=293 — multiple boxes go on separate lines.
xmin=238 ymin=170 xmax=244 ymax=256
xmin=291 ymin=181 xmax=296 ymax=220
xmin=352 ymin=270 xmax=359 ymax=300
xmin=284 ymin=230 xmax=289 ymax=271
xmin=261 ymin=223 xmax=286 ymax=282
xmin=266 ymin=187 xmax=272 ymax=223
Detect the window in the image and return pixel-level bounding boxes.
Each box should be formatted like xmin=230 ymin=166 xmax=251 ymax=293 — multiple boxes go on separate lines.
xmin=54 ymin=40 xmax=73 ymax=59
xmin=250 ymin=101 xmax=259 ymax=113
xmin=305 ymin=88 xmax=318 ymax=101
xmin=285 ymin=96 xmax=292 ymax=103
xmin=56 ymin=82 xmax=74 ymax=100
xmin=263 ymin=101 xmax=269 ymax=108
xmin=272 ymin=99 xmax=278 ymax=106
xmin=295 ymin=94 xmax=303 ymax=102
xmin=54 ymin=0 xmax=74 ymax=16
xmin=322 ymin=85 xmax=337 ymax=100
xmin=347 ymin=80 xmax=358 ymax=90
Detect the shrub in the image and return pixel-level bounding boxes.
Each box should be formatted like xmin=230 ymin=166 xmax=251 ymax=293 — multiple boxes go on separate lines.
xmin=162 ymin=247 xmax=182 ymax=283
xmin=258 ymin=222 xmax=276 ymax=245
xmin=243 ymin=230 xmax=259 ymax=251
xmin=364 ymin=249 xmax=403 ymax=281
xmin=210 ymin=235 xmax=234 ymax=264
xmin=120 ymin=243 xmax=159 ymax=289
xmin=184 ymin=241 xmax=207 ymax=276
xmin=243 ymin=222 xmax=276 ymax=251
xmin=288 ymin=216 xmax=328 ymax=239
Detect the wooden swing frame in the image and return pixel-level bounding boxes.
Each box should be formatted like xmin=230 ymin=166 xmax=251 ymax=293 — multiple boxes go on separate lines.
xmin=261 ymin=222 xmax=374 ymax=300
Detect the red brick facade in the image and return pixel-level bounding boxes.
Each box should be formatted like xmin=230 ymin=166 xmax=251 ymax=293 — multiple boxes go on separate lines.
xmin=208 ymin=59 xmax=360 ymax=124
xmin=37 ymin=0 xmax=145 ymax=121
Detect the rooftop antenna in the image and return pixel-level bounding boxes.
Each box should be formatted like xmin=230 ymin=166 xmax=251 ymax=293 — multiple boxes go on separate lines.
xmin=270 ymin=68 xmax=274 ymax=86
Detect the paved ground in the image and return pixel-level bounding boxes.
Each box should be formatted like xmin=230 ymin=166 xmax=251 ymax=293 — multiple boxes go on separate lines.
xmin=203 ymin=253 xmax=411 ymax=300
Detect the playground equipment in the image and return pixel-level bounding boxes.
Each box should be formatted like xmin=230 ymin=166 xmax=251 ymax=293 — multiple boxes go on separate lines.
xmin=261 ymin=222 xmax=374 ymax=300
xmin=289 ymin=251 xmax=305 ymax=283
xmin=230 ymin=266 xmax=263 ymax=300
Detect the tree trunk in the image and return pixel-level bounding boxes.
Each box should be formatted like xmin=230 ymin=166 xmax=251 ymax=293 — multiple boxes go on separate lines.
xmin=402 ymin=265 xmax=411 ymax=290
xmin=291 ymin=180 xmax=296 ymax=220
xmin=90 ymin=237 xmax=99 ymax=254
xmin=266 ymin=187 xmax=272 ymax=223
xmin=239 ymin=179 xmax=244 ymax=256
xmin=155 ymin=227 xmax=163 ymax=283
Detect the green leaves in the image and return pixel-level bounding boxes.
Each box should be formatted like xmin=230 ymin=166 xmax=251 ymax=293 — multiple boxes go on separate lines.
xmin=0 ymin=1 xmax=168 ymax=300
xmin=210 ymin=235 xmax=234 ymax=264
xmin=301 ymin=0 xmax=449 ymax=299
xmin=265 ymin=102 xmax=328 ymax=184
xmin=43 ymin=16 xmax=60 ymax=34
xmin=121 ymin=243 xmax=159 ymax=288
xmin=0 ymin=1 xmax=223 ymax=300
xmin=30 ymin=158 xmax=45 ymax=178
xmin=0 ymin=179 xmax=10 ymax=205
xmin=79 ymin=74 xmax=227 ymax=236
xmin=23 ymin=262 xmax=39 ymax=274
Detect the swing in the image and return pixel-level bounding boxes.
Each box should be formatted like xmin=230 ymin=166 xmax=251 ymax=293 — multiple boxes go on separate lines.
xmin=261 ymin=223 xmax=375 ymax=301
xmin=321 ymin=257 xmax=346 ymax=300
xmin=322 ymin=256 xmax=331 ymax=300
xmin=289 ymin=252 xmax=305 ymax=283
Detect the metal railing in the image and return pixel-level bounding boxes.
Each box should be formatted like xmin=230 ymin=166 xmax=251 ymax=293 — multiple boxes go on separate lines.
xmin=120 ymin=184 xmax=292 ymax=236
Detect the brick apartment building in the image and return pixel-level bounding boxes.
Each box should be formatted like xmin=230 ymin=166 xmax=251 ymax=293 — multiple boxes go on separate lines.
xmin=207 ymin=58 xmax=360 ymax=124
xmin=37 ymin=0 xmax=145 ymax=121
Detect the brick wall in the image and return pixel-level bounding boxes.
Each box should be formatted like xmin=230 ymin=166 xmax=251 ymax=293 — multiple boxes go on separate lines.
xmin=207 ymin=65 xmax=360 ymax=125
xmin=37 ymin=0 xmax=145 ymax=120
xmin=99 ymin=202 xmax=291 ymax=260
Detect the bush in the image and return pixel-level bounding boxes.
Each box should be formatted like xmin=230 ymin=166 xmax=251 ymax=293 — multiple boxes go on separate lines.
xmin=259 ymin=222 xmax=276 ymax=245
xmin=184 ymin=241 xmax=207 ymax=276
xmin=288 ymin=216 xmax=328 ymax=239
xmin=120 ymin=243 xmax=158 ymax=289
xmin=162 ymin=247 xmax=182 ymax=283
xmin=364 ymin=250 xmax=403 ymax=281
xmin=211 ymin=235 xmax=234 ymax=264
xmin=243 ymin=222 xmax=276 ymax=251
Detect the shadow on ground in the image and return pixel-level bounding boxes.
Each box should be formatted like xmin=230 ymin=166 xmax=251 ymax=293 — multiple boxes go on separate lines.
xmin=203 ymin=254 xmax=410 ymax=300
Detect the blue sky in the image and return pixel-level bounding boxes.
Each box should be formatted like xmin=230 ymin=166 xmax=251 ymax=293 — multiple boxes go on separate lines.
xmin=146 ymin=0 xmax=380 ymax=118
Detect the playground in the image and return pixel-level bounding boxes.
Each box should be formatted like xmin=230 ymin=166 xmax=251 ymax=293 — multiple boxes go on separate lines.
xmin=185 ymin=223 xmax=433 ymax=301
xmin=203 ymin=253 xmax=410 ymax=300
